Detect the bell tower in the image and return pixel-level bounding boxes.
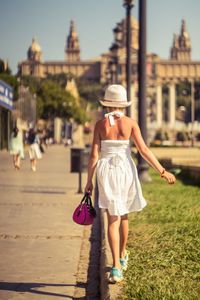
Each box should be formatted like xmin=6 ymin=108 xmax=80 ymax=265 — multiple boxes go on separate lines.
xmin=170 ymin=19 xmax=191 ymax=61
xmin=65 ymin=20 xmax=80 ymax=62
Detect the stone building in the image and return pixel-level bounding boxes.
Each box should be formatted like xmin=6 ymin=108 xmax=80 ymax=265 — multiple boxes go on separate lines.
xmin=107 ymin=19 xmax=200 ymax=133
xmin=18 ymin=20 xmax=101 ymax=81
xmin=18 ymin=18 xmax=200 ymax=141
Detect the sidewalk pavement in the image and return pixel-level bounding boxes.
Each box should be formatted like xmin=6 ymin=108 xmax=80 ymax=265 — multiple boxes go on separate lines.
xmin=0 ymin=145 xmax=91 ymax=300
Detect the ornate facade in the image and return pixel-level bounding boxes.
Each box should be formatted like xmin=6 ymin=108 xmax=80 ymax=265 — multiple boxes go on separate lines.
xmin=18 ymin=18 xmax=200 ymax=138
xmin=151 ymin=20 xmax=200 ymax=137
xmin=18 ymin=20 xmax=101 ymax=81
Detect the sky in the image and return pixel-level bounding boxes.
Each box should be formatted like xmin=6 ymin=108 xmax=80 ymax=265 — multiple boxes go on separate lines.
xmin=0 ymin=0 xmax=200 ymax=74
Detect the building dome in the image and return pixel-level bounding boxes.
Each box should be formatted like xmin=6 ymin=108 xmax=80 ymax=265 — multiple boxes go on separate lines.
xmin=29 ymin=38 xmax=41 ymax=52
xmin=27 ymin=37 xmax=42 ymax=61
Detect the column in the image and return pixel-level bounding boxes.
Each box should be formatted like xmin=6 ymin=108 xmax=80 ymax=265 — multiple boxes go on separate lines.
xmin=156 ymin=84 xmax=162 ymax=128
xmin=54 ymin=117 xmax=62 ymax=144
xmin=130 ymin=82 xmax=137 ymax=120
xmin=169 ymin=82 xmax=176 ymax=128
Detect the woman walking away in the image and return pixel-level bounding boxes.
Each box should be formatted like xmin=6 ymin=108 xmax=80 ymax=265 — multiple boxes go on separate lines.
xmin=27 ymin=127 xmax=42 ymax=172
xmin=9 ymin=126 xmax=24 ymax=170
xmin=84 ymin=84 xmax=176 ymax=284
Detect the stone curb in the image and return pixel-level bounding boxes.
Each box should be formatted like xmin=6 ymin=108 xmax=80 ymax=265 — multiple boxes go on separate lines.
xmin=100 ymin=208 xmax=110 ymax=300
xmin=99 ymin=209 xmax=123 ymax=300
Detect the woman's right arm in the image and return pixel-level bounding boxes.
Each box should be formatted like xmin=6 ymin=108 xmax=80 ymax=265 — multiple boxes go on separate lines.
xmin=84 ymin=122 xmax=101 ymax=194
xmin=131 ymin=120 xmax=176 ymax=184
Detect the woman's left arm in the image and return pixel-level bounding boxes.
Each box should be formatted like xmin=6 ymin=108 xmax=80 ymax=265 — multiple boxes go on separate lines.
xmin=85 ymin=122 xmax=101 ymax=194
xmin=131 ymin=120 xmax=176 ymax=184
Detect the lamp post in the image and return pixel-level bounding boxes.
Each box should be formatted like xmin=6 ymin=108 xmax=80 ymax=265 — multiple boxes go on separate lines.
xmin=123 ymin=0 xmax=134 ymax=117
xmin=138 ymin=0 xmax=151 ymax=182
xmin=109 ymin=60 xmax=115 ymax=84
xmin=110 ymin=24 xmax=121 ymax=84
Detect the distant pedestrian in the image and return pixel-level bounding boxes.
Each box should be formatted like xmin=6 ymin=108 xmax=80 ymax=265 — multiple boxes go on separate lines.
xmin=27 ymin=127 xmax=42 ymax=172
xmin=37 ymin=129 xmax=46 ymax=153
xmin=65 ymin=121 xmax=73 ymax=146
xmin=84 ymin=84 xmax=176 ymax=284
xmin=45 ymin=127 xmax=53 ymax=145
xmin=9 ymin=126 xmax=24 ymax=170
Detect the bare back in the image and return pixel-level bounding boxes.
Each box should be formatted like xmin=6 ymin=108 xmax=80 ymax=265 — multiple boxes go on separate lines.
xmin=97 ymin=115 xmax=133 ymax=140
xmin=92 ymin=114 xmax=148 ymax=158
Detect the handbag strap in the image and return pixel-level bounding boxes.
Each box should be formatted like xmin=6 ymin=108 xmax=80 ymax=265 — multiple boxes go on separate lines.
xmin=80 ymin=193 xmax=87 ymax=204
xmin=81 ymin=193 xmax=96 ymax=218
xmin=80 ymin=193 xmax=91 ymax=204
xmin=80 ymin=193 xmax=92 ymax=206
xmin=86 ymin=193 xmax=92 ymax=207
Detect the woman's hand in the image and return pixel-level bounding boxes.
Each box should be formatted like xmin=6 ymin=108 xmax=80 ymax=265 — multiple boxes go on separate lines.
xmin=161 ymin=170 xmax=176 ymax=184
xmin=84 ymin=181 xmax=93 ymax=195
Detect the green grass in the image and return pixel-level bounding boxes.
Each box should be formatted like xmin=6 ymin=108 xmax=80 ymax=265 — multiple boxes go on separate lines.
xmin=123 ymin=170 xmax=200 ymax=300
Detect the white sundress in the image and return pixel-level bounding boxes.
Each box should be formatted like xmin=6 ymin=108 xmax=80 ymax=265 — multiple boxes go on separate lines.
xmin=9 ymin=132 xmax=24 ymax=159
xmin=96 ymin=139 xmax=147 ymax=216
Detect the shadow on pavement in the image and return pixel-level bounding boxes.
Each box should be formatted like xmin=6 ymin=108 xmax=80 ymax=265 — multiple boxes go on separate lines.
xmin=21 ymin=190 xmax=66 ymax=194
xmin=0 ymin=281 xmax=86 ymax=299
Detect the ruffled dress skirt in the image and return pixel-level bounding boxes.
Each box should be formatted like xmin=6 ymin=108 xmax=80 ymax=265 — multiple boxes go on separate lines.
xmin=9 ymin=132 xmax=24 ymax=159
xmin=96 ymin=140 xmax=147 ymax=216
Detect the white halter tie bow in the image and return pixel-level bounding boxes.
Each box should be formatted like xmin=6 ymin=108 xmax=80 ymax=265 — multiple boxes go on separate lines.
xmin=104 ymin=111 xmax=124 ymax=126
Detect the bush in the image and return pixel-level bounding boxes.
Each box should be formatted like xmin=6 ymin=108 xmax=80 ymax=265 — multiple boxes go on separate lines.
xmin=176 ymin=131 xmax=188 ymax=142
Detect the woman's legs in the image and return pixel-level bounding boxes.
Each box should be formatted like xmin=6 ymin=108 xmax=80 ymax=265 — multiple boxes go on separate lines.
xmin=13 ymin=154 xmax=20 ymax=169
xmin=107 ymin=211 xmax=129 ymax=268
xmin=119 ymin=214 xmax=129 ymax=258
xmin=31 ymin=159 xmax=37 ymax=171
xmin=107 ymin=210 xmax=121 ymax=269
xmin=16 ymin=154 xmax=21 ymax=169
xmin=13 ymin=155 xmax=17 ymax=168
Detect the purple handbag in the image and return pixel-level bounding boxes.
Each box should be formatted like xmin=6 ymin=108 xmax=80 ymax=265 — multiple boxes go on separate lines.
xmin=73 ymin=193 xmax=96 ymax=225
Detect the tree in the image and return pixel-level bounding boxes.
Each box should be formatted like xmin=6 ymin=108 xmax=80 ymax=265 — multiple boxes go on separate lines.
xmin=176 ymin=131 xmax=187 ymax=142
xmin=76 ymin=78 xmax=104 ymax=108
xmin=46 ymin=73 xmax=70 ymax=89
xmin=21 ymin=76 xmax=87 ymax=124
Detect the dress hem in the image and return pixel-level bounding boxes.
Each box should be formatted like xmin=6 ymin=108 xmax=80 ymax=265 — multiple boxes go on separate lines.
xmin=99 ymin=201 xmax=147 ymax=216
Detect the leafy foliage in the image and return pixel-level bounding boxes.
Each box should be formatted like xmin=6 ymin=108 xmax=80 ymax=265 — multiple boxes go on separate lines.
xmin=46 ymin=73 xmax=70 ymax=89
xmin=76 ymin=78 xmax=104 ymax=108
xmin=21 ymin=76 xmax=87 ymax=124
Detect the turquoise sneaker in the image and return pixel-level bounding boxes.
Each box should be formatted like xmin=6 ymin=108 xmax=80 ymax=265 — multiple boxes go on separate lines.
xmin=120 ymin=250 xmax=130 ymax=271
xmin=108 ymin=267 xmax=123 ymax=284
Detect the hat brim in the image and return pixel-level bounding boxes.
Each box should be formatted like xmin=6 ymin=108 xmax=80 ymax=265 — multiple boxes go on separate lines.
xmin=99 ymin=100 xmax=132 ymax=108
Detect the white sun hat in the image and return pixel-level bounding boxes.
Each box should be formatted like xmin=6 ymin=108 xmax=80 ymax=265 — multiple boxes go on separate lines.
xmin=99 ymin=84 xmax=132 ymax=108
